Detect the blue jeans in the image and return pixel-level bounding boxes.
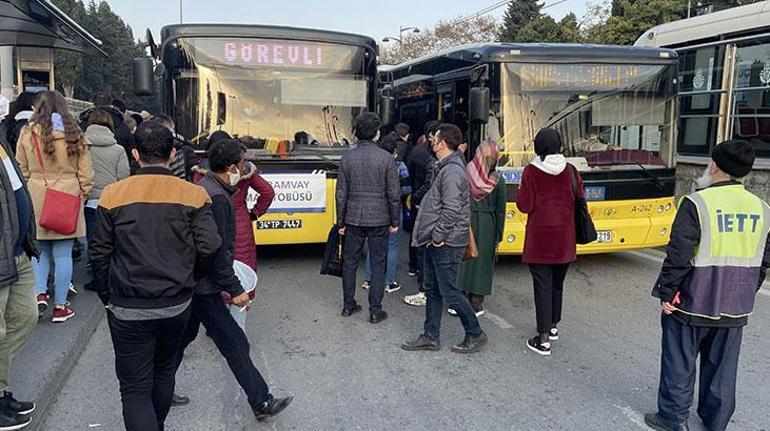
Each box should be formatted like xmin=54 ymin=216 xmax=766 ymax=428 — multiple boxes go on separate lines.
xmin=32 ymin=239 xmax=74 ymax=306
xmin=364 ymin=228 xmax=399 ymax=285
xmin=423 ymin=245 xmax=482 ymax=339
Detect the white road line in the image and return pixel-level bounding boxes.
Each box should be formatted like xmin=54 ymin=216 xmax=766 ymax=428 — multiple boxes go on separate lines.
xmin=613 ymin=405 xmax=649 ymax=429
xmin=482 ymin=311 xmax=514 ymax=329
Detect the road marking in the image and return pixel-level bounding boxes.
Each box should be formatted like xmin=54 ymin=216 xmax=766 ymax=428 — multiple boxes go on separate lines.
xmin=483 ymin=311 xmax=514 ymax=329
xmin=623 ymin=250 xmax=770 ymax=297
xmin=614 ymin=405 xmax=649 ymax=429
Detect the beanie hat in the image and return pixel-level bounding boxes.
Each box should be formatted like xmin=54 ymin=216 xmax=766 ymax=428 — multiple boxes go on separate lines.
xmin=534 ymin=128 xmax=562 ymax=161
xmin=711 ymin=140 xmax=754 ymax=178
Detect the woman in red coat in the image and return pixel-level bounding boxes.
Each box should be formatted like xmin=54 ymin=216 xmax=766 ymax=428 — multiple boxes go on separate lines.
xmin=516 ymin=128 xmax=584 ymax=357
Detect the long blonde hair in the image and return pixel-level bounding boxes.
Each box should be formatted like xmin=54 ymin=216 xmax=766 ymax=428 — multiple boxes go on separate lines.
xmin=30 ymin=91 xmax=85 ymax=158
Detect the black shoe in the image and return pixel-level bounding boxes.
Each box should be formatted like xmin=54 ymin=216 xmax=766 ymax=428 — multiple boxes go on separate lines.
xmin=341 ymin=304 xmax=362 ymax=317
xmin=644 ymin=413 xmax=689 ymax=431
xmin=451 ymin=332 xmax=487 ymax=354
xmin=526 ymin=336 xmax=551 ymax=356
xmin=253 ymin=394 xmax=293 ymax=421
xmin=401 ymin=334 xmax=441 ymax=351
xmin=369 ymin=310 xmax=388 ymax=324
xmin=170 ymin=393 xmax=190 ymax=407
xmin=0 ymin=408 xmax=30 ymax=431
xmin=0 ymin=392 xmax=34 ymax=416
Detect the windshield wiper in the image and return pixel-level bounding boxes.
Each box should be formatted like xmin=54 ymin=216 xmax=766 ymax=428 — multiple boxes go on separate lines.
xmin=637 ymin=163 xmax=665 ymax=191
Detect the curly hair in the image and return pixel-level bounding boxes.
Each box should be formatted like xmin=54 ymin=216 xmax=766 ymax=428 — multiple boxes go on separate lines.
xmin=30 ymin=91 xmax=85 ymax=158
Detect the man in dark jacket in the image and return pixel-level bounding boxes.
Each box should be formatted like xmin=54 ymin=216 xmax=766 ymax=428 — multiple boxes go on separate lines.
xmin=336 ymin=112 xmax=400 ymax=323
xmin=90 ymin=121 xmax=221 ymax=431
xmin=645 ymin=140 xmax=770 ymax=431
xmin=174 ymin=139 xmax=292 ymax=421
xmin=402 ymin=123 xmax=487 ymax=354
xmin=0 ymin=138 xmax=38 ymax=430
xmin=394 ymin=122 xmax=410 ymax=162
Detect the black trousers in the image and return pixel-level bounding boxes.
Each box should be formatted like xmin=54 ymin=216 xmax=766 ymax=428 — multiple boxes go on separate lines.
xmin=174 ymin=294 xmax=269 ymax=410
xmin=107 ymin=307 xmax=191 ymax=431
xmin=342 ymin=225 xmax=389 ymax=314
xmin=408 ymin=206 xmax=420 ymax=273
xmin=657 ymin=315 xmax=742 ymax=431
xmin=528 ymin=263 xmax=570 ymax=335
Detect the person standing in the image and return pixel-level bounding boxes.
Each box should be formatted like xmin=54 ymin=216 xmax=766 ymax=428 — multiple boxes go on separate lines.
xmin=0 ymin=131 xmax=39 ymax=431
xmin=455 ymin=141 xmax=506 ymax=317
xmin=516 ymin=128 xmax=581 ymax=356
xmin=645 ymin=140 xmax=770 ymax=431
xmin=393 ymin=122 xmax=411 ymax=162
xmin=89 ymin=121 xmax=221 ymax=431
xmin=15 ymin=91 xmax=93 ymax=323
xmin=174 ymin=139 xmax=292 ymax=421
xmin=401 ymin=123 xmax=487 ymax=354
xmin=2 ymin=92 xmax=35 ymax=154
xmin=336 ymin=112 xmax=400 ymax=323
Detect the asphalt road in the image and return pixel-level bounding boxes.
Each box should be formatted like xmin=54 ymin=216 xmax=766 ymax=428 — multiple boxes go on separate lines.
xmin=42 ymin=243 xmax=770 ymax=431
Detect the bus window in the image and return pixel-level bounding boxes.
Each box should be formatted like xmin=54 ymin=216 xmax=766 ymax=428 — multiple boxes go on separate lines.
xmin=732 ymin=38 xmax=770 ymax=157
xmin=678 ymin=47 xmax=724 ymax=156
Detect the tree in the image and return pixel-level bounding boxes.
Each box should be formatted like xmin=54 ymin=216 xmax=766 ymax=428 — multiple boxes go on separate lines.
xmin=380 ymin=16 xmax=498 ymax=65
xmin=515 ymin=14 xmax=582 ymax=43
xmin=53 ymin=0 xmax=87 ymax=97
xmin=499 ymin=0 xmax=543 ymax=42
xmin=581 ymin=0 xmax=687 ymax=45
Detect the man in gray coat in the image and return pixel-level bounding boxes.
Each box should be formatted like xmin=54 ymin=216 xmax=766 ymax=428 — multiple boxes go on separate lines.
xmin=401 ymin=123 xmax=487 ymax=354
xmin=336 ymin=112 xmax=400 ymax=324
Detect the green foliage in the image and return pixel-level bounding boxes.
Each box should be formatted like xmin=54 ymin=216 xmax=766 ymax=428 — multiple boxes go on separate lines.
xmin=499 ymin=0 xmax=543 ymax=42
xmin=500 ymin=2 xmax=582 ymax=43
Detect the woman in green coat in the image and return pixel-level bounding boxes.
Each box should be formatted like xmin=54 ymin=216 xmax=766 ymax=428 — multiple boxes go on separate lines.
xmin=455 ymin=141 xmax=507 ymax=316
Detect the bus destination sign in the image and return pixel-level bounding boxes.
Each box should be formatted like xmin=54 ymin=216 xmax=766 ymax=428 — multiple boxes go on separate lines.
xmin=518 ymin=64 xmax=646 ymax=91
xmin=223 ymin=41 xmax=325 ymax=68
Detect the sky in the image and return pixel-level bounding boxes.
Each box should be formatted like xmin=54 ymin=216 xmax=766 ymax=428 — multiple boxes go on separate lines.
xmin=107 ymin=0 xmax=589 ymax=43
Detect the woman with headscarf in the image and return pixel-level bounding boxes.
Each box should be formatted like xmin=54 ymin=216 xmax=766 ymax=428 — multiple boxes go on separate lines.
xmin=454 ymin=141 xmax=506 ymax=317
xmin=516 ymin=128 xmax=584 ymax=356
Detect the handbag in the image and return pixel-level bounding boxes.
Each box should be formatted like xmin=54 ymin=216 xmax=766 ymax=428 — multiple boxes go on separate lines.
xmin=320 ymin=225 xmax=345 ymax=277
xmin=568 ymin=165 xmax=598 ymax=245
xmin=463 ymin=229 xmax=479 ymax=261
xmin=32 ymin=134 xmax=81 ymax=235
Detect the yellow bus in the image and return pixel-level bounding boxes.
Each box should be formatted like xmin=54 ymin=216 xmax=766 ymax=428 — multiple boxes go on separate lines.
xmin=135 ymin=24 xmax=379 ymax=244
xmin=385 ymin=43 xmax=679 ymax=254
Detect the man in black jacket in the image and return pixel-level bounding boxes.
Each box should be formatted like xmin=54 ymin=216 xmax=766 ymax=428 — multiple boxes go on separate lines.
xmin=394 ymin=122 xmax=410 ymax=162
xmin=336 ymin=112 xmax=400 ymax=323
xmin=173 ymin=139 xmax=292 ymax=421
xmin=90 ymin=121 xmax=221 ymax=431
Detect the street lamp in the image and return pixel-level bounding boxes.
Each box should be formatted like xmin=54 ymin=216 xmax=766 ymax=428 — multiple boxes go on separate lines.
xmin=382 ymin=25 xmax=420 ymax=44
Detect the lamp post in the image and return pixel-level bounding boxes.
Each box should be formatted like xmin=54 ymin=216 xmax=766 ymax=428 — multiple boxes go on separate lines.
xmin=382 ymin=25 xmax=420 ymax=44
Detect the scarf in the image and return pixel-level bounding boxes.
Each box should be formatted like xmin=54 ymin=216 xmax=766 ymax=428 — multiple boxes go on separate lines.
xmin=467 ymin=141 xmax=500 ymax=201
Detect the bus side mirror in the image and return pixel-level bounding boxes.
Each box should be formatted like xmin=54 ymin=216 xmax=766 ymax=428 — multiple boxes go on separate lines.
xmin=379 ymin=96 xmax=395 ymax=127
xmin=217 ymin=92 xmax=227 ymax=126
xmin=470 ymin=87 xmax=489 ymax=124
xmin=133 ymin=58 xmax=154 ymax=96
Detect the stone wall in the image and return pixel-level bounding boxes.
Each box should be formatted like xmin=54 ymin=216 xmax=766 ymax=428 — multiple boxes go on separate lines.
xmin=676 ymin=160 xmax=770 ymax=201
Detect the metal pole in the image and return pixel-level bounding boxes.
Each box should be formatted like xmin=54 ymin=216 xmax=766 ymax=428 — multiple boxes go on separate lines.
xmin=687 ymin=0 xmax=692 ymax=18
xmin=0 ymin=47 xmax=14 ymax=100
xmin=179 ymin=0 xmax=183 ymax=23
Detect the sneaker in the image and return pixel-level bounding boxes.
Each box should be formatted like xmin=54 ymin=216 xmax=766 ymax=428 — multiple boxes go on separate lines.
xmin=361 ymin=280 xmax=370 ymax=290
xmin=526 ymin=336 xmax=551 ymax=356
xmin=253 ymin=394 xmax=293 ymax=421
xmin=643 ymin=413 xmax=689 ymax=431
xmin=67 ymin=282 xmax=78 ymax=297
xmin=51 ymin=305 xmax=75 ymax=323
xmin=549 ymin=328 xmax=559 ymax=341
xmin=0 ymin=409 xmax=30 ymax=431
xmin=475 ymin=309 xmax=486 ymax=318
xmin=385 ymin=282 xmax=401 ymax=293
xmin=403 ymin=292 xmax=426 ymax=307
xmin=451 ymin=332 xmax=488 ymax=354
xmin=447 ymin=308 xmax=457 ymax=316
xmin=36 ymin=294 xmax=49 ymax=316
xmin=408 ymin=270 xmax=418 ymax=277
xmin=170 ymin=393 xmax=190 ymax=407
xmin=0 ymin=392 xmax=35 ymax=416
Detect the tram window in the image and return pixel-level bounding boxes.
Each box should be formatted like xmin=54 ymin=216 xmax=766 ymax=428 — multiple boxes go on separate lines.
xmin=677 ymin=47 xmax=723 ymax=156
xmin=732 ymin=40 xmax=770 ymax=157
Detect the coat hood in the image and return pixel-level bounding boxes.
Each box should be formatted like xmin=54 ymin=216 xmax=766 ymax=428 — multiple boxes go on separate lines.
xmin=193 ymin=161 xmax=258 ymax=183
xmin=85 ymin=125 xmax=117 ymax=147
xmin=531 ymin=154 xmax=567 ymax=176
xmin=14 ymin=110 xmax=33 ymax=121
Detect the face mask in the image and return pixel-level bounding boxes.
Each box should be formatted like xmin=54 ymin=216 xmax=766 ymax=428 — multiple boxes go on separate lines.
xmin=695 ymin=162 xmax=714 ymax=190
xmin=228 ymin=167 xmax=241 ymax=186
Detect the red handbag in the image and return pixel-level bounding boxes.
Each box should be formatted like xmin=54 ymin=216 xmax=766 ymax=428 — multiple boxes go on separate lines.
xmin=32 ymin=134 xmax=81 ymax=235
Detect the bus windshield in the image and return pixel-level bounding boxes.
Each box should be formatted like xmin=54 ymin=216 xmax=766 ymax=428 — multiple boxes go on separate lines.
xmin=499 ymin=62 xmax=676 ymax=169
xmin=167 ymin=37 xmax=371 ymax=151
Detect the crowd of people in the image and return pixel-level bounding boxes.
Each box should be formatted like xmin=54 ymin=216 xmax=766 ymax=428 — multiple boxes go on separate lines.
xmin=0 ymin=90 xmax=767 ymax=431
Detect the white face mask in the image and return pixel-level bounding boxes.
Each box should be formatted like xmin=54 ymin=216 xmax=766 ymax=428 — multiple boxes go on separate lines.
xmin=228 ymin=167 xmax=241 ymax=186
xmin=695 ymin=162 xmax=714 ymax=190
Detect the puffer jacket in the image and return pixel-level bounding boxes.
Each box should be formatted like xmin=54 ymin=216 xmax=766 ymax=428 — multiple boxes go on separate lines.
xmin=412 ymin=151 xmax=470 ymax=248
xmin=85 ymin=125 xmax=130 ymax=199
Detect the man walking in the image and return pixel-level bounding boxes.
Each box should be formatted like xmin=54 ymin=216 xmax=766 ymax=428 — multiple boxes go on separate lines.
xmin=401 ymin=124 xmax=487 ymax=354
xmin=645 ymin=140 xmax=770 ymax=431
xmin=90 ymin=121 xmax=222 ymax=431
xmin=0 ymin=135 xmax=38 ymax=430
xmin=336 ymin=112 xmax=400 ymax=323
xmin=174 ymin=138 xmax=292 ymax=421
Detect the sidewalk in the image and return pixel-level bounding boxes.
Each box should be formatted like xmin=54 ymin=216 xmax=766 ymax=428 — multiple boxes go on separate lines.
xmin=7 ymin=258 xmax=104 ymax=431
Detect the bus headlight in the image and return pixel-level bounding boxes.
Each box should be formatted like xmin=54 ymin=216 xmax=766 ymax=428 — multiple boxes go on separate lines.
xmin=665 ymin=203 xmax=672 ymax=211
xmin=660 ymin=228 xmax=668 ymax=236
xmin=507 ymin=210 xmax=515 ymax=219
xmin=507 ymin=234 xmax=516 ymax=243
xmin=657 ymin=205 xmax=664 ymax=214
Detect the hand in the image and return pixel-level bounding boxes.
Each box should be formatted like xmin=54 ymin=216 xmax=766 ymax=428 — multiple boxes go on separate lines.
xmin=661 ymin=292 xmax=681 ymax=315
xmin=339 ymin=226 xmax=346 ymax=236
xmin=431 ymin=241 xmax=445 ymax=248
xmin=389 ymin=226 xmax=399 ymax=234
xmin=231 ymin=292 xmax=251 ymax=307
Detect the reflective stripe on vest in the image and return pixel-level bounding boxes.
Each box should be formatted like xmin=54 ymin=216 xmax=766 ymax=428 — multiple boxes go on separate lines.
xmin=678 ymin=185 xmax=770 ymax=319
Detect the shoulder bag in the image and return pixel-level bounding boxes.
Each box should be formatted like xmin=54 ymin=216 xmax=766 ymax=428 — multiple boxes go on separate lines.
xmin=32 ymin=134 xmax=81 ymax=235
xmin=568 ymin=165 xmax=598 ymax=245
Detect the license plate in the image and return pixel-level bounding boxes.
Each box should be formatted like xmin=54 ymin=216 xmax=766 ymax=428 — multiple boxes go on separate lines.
xmin=584 ymin=186 xmax=606 ymax=201
xmin=596 ymin=231 xmax=613 ymax=243
xmin=257 ymin=220 xmax=302 ymax=230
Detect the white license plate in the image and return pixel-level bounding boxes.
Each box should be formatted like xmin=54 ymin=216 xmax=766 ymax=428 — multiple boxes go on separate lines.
xmin=257 ymin=219 xmax=302 ymax=230
xmin=596 ymin=231 xmax=614 ymax=243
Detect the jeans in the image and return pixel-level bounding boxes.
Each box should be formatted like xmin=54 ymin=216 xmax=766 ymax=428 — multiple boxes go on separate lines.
xmin=107 ymin=306 xmax=191 ymax=431
xmin=175 ymin=294 xmax=269 ymax=410
xmin=529 ymin=264 xmax=570 ymax=335
xmin=84 ymin=206 xmax=96 ymax=250
xmin=0 ymin=256 xmax=37 ymax=392
xmin=342 ymin=225 xmax=389 ymax=314
xmin=364 ymin=227 xmax=399 ymax=285
xmin=32 ymin=239 xmax=74 ymax=305
xmin=423 ymin=246 xmax=482 ymax=339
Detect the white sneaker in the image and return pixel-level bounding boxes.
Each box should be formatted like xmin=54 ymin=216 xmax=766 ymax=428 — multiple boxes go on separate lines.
xmin=403 ymin=292 xmax=426 ymax=307
xmin=361 ymin=281 xmax=370 ymax=290
xmin=447 ymin=308 xmax=457 ymax=316
xmin=475 ymin=309 xmax=485 ymax=317
xmin=68 ymin=282 xmax=78 ymax=296
xmin=549 ymin=327 xmax=559 ymax=341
